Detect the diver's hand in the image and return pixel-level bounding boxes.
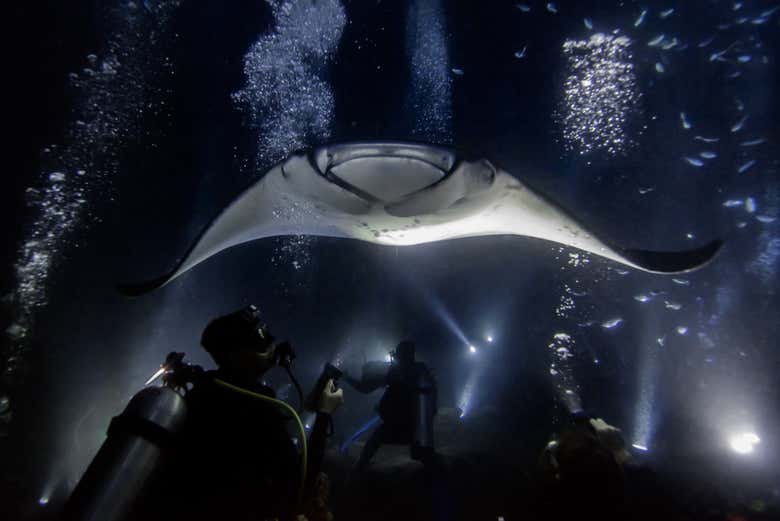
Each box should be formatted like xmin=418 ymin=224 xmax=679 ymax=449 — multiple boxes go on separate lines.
xmin=318 ymin=379 xmax=344 ymax=414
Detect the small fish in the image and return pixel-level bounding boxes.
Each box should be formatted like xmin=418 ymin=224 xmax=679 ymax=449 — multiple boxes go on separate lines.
xmin=546 ymin=3 xmax=558 ymax=14
xmin=745 ymin=197 xmax=756 ymax=213
xmin=602 ymin=318 xmax=623 ymax=329
xmin=751 ymin=17 xmax=769 ymax=25
xmin=660 ymin=8 xmax=674 ymax=18
xmin=737 ymin=55 xmax=751 ymax=63
xmin=756 ymin=215 xmax=777 ymax=224
xmin=614 ymin=269 xmax=630 ymax=276
xmin=700 ymin=151 xmax=717 ymax=159
xmin=514 ymin=46 xmax=527 ymax=59
xmin=649 ymin=290 xmax=666 ymax=297
xmin=638 ymin=186 xmax=655 ymax=194
xmin=662 ymin=38 xmax=679 ymax=50
xmin=634 ymin=294 xmax=653 ymax=303
xmin=740 ymin=138 xmax=766 ymax=147
xmin=730 ymin=116 xmax=748 ymax=132
xmin=736 ymin=221 xmax=747 ymax=228
xmin=680 ymin=112 xmax=691 ymax=129
xmin=761 ymin=6 xmax=780 ymax=18
xmin=516 ymin=3 xmax=531 ymax=12
xmin=648 ymin=34 xmax=666 ymax=47
xmin=451 ymin=67 xmax=464 ymax=76
xmin=584 ymin=18 xmax=593 ymax=30
xmin=738 ymin=160 xmax=756 ymax=174
xmin=684 ymin=157 xmax=704 ymax=167
xmin=735 ymin=16 xmax=749 ymax=24
xmin=672 ymin=278 xmax=690 ymax=285
xmin=733 ymin=2 xmax=743 ymax=10
xmin=710 ymin=49 xmax=728 ymax=62
xmin=655 ymin=62 xmax=665 ymax=73
xmin=694 ymin=135 xmax=720 ymax=143
xmin=634 ymin=9 xmax=647 ymax=27
xmin=723 ymin=199 xmax=744 ymax=207
xmin=698 ymin=36 xmax=715 ymax=48
xmin=664 ymin=301 xmax=682 ymax=311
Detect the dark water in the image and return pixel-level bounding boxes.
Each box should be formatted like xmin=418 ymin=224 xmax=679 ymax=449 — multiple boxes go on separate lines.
xmin=3 ymin=1 xmax=779 ymax=519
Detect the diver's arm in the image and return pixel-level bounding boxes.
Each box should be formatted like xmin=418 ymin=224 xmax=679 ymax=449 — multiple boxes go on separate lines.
xmin=342 ymin=371 xmax=384 ymax=393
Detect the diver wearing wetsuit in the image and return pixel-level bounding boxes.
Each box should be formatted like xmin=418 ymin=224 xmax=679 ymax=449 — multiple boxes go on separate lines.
xmin=148 ymin=306 xmax=343 ymax=521
xmin=344 ymin=340 xmax=438 ymax=470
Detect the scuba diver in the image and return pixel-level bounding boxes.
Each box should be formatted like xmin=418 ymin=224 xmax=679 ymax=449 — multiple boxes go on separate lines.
xmin=343 ymin=340 xmax=438 ymax=470
xmin=64 ymin=305 xmax=343 ymax=521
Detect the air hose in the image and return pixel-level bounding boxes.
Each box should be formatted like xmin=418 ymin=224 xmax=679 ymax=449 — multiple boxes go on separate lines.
xmin=213 ymin=379 xmax=308 ymax=509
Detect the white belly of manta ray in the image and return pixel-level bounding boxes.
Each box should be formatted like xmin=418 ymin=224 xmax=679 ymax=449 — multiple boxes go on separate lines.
xmin=119 ymin=142 xmax=722 ymax=295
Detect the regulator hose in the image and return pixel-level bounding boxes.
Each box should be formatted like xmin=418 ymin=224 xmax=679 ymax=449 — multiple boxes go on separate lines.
xmin=213 ymin=379 xmax=308 ymax=509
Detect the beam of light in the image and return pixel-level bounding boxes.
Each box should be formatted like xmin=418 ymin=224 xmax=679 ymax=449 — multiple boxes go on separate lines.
xmin=729 ymin=431 xmax=760 ymax=455
xmin=631 ymin=443 xmax=649 ymax=452
xmin=631 ymin=342 xmax=658 ymax=452
xmin=469 ymin=345 xmax=477 ymax=354
xmin=340 ymin=415 xmax=382 ymax=454
xmin=144 ymin=365 xmax=167 ymax=386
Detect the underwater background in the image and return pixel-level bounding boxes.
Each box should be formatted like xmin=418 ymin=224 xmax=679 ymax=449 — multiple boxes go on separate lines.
xmin=3 ymin=1 xmax=779 ymax=519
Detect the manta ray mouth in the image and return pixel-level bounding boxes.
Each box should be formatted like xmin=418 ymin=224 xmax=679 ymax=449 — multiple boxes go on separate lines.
xmin=311 ymin=142 xmax=457 ymax=204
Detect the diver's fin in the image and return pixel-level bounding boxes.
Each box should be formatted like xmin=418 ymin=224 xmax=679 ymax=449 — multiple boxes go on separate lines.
xmin=620 ymin=239 xmax=723 ymax=274
xmin=116 ymin=271 xmax=176 ymax=297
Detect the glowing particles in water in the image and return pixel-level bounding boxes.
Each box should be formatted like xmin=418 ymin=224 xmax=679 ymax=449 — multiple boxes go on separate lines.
xmin=740 ymin=138 xmax=766 ymax=147
xmin=694 ymin=135 xmax=720 ymax=143
xmin=745 ymin=197 xmax=757 ymax=213
xmin=634 ymin=294 xmax=653 ymax=303
xmin=584 ymin=18 xmax=593 ymax=30
xmin=647 ymin=34 xmax=665 ymax=47
xmin=659 ymin=8 xmax=674 ymax=19
xmin=723 ymin=198 xmax=743 ymax=207
xmin=406 ymin=0 xmax=453 ymax=144
xmin=516 ymin=3 xmax=531 ymax=12
xmin=559 ymin=33 xmax=639 ymax=156
xmin=602 ymin=317 xmax=624 ymax=329
xmin=514 ymin=46 xmax=528 ymax=59
xmin=738 ymin=160 xmax=757 ymax=174
xmin=546 ymin=3 xmax=558 ymax=14
xmin=664 ymin=300 xmax=682 ymax=311
xmin=699 ymin=151 xmax=717 ymax=159
xmin=672 ymin=278 xmax=690 ymax=286
xmin=676 ymin=326 xmax=689 ymax=335
xmin=638 ymin=186 xmax=655 ymax=194
xmin=683 ymin=157 xmax=704 ymax=167
xmin=233 ymin=0 xmax=346 ymax=165
xmin=655 ymin=62 xmax=665 ymax=73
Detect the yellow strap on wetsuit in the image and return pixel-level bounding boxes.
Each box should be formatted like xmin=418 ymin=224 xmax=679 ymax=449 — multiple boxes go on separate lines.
xmin=213 ymin=378 xmax=308 ymax=508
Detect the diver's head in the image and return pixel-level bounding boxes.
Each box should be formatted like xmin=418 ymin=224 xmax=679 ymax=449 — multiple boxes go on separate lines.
xmin=201 ymin=305 xmax=276 ymax=379
xmin=392 ymin=340 xmax=416 ymax=366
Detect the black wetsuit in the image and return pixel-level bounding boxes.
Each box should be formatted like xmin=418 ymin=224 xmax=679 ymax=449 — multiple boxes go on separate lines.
xmin=145 ymin=370 xmax=329 ymax=521
xmin=353 ymin=361 xmax=437 ymax=469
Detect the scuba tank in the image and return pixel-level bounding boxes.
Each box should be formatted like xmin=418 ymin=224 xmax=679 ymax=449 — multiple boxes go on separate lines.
xmin=412 ymin=365 xmax=436 ymax=457
xmin=62 ymin=353 xmax=196 ymax=521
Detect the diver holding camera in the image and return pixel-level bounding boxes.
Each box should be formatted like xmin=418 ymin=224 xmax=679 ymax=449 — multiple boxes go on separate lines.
xmin=64 ymin=304 xmax=343 ymax=521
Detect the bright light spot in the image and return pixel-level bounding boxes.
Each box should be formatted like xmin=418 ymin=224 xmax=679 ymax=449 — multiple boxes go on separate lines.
xmin=729 ymin=432 xmax=760 ymax=454
xmin=486 ymin=335 xmax=494 ymax=343
xmin=469 ymin=345 xmax=477 ymax=354
xmin=631 ymin=443 xmax=648 ymax=451
xmin=385 ymin=353 xmax=392 ymax=363
xmin=38 ymin=497 xmax=49 ymax=506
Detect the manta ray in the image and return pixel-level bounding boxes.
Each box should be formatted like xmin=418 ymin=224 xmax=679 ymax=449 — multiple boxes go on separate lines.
xmin=119 ymin=142 xmax=721 ymax=295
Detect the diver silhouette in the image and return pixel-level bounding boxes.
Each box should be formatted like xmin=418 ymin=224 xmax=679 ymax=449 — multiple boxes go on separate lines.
xmin=343 ymin=340 xmax=438 ymax=470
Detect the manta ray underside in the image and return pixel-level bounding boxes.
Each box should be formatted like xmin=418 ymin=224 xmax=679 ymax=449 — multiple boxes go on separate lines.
xmin=119 ymin=142 xmax=722 ymax=295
